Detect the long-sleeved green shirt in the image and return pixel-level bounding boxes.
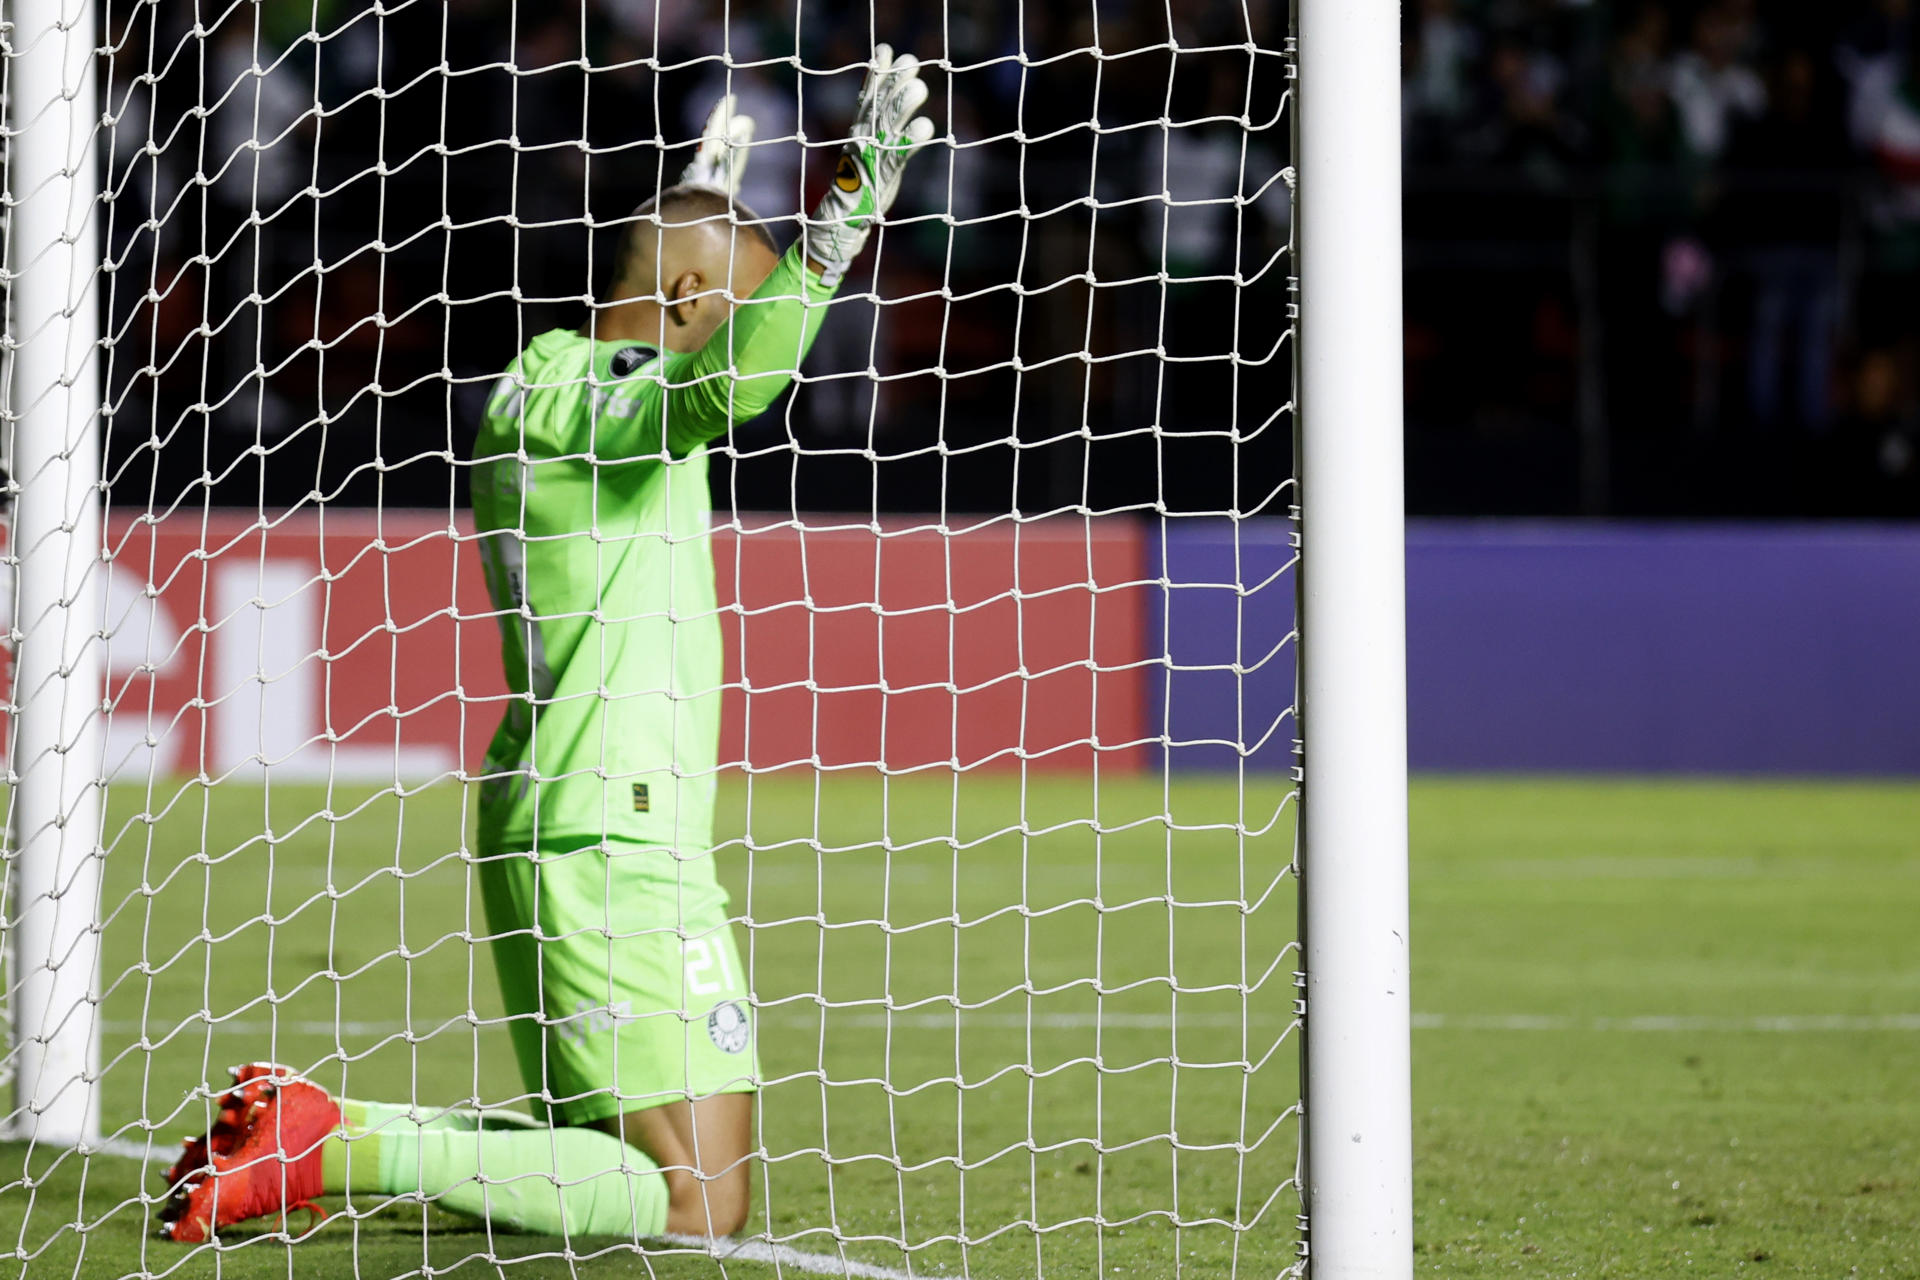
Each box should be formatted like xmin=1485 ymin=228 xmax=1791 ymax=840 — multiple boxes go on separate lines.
xmin=471 ymin=245 xmax=835 ymax=853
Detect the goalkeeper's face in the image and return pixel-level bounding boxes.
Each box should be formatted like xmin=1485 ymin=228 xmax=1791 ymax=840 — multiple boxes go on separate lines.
xmin=619 ymin=222 xmax=780 ymax=354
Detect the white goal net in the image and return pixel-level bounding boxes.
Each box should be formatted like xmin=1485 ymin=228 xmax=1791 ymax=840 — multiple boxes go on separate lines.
xmin=0 ymin=1 xmax=1408 ymax=1277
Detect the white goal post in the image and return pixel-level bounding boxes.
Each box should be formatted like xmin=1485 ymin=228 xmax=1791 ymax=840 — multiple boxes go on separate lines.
xmin=1295 ymin=2 xmax=1413 ymax=1275
xmin=1 ymin=0 xmax=1408 ymax=1275
xmin=5 ymin=0 xmax=107 ymax=1149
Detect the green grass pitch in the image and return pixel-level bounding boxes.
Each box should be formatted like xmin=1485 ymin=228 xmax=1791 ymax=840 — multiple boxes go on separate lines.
xmin=2 ymin=774 xmax=1916 ymax=1278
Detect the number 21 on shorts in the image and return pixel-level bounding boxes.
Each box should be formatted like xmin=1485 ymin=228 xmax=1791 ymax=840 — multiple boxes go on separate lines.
xmin=683 ymin=935 xmax=740 ymax=997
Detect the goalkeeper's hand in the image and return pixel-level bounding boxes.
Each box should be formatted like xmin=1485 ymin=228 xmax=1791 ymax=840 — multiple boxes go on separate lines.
xmin=804 ymin=44 xmax=937 ymax=285
xmin=680 ymin=94 xmax=754 ymax=196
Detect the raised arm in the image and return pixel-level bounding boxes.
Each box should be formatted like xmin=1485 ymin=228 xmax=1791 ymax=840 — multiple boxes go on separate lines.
xmin=654 ymin=243 xmax=836 ymax=455
xmin=585 ymin=47 xmax=936 ymax=460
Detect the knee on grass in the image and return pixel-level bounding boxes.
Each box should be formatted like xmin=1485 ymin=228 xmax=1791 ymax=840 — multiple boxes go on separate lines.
xmin=662 ymin=1163 xmax=750 ymax=1237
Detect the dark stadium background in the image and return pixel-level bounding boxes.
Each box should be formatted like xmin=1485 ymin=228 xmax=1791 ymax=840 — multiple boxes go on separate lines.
xmin=97 ymin=0 xmax=1917 ymax=520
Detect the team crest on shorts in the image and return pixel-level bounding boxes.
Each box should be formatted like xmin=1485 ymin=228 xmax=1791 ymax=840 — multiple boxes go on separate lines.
xmin=707 ymin=1000 xmax=751 ymax=1054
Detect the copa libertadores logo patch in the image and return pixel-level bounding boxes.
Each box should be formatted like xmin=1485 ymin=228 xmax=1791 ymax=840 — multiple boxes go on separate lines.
xmin=610 ymin=344 xmax=653 ymax=377
xmin=707 ymin=1000 xmax=751 ymax=1054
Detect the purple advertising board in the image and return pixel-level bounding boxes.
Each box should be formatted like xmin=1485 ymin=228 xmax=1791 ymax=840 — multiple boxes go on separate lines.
xmin=1151 ymin=522 xmax=1298 ymax=773
xmin=1154 ymin=521 xmax=1920 ymax=775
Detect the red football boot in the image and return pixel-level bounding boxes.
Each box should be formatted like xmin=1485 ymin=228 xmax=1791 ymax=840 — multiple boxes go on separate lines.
xmin=161 ymin=1062 xmax=285 ymax=1192
xmin=156 ymin=1070 xmax=341 ymax=1243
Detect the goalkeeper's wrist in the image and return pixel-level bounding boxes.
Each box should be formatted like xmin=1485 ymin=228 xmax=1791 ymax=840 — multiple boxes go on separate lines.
xmin=807 ymin=257 xmax=853 ymax=287
xmin=773 ymin=240 xmax=843 ymax=298
xmin=801 ymin=230 xmax=857 ymax=287
xmin=804 ymin=189 xmax=870 ymax=286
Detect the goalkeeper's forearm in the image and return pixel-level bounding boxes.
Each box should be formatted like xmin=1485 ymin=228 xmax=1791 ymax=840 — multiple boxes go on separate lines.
xmin=660 ymin=244 xmax=839 ymax=455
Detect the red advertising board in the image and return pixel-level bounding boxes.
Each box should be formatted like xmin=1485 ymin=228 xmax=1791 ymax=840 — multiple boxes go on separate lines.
xmin=42 ymin=511 xmax=1146 ymax=783
xmin=717 ymin=515 xmax=1148 ymax=773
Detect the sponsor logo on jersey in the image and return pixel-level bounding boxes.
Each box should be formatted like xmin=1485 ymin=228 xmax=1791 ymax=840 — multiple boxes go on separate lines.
xmin=558 ymin=999 xmax=631 ymax=1046
xmin=707 ymin=1000 xmax=751 ymax=1054
xmin=631 ymin=782 xmax=650 ymax=812
xmin=834 ymin=154 xmax=862 ymax=193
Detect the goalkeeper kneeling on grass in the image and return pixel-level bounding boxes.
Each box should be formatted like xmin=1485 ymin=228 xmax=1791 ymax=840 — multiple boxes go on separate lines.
xmin=157 ymin=48 xmax=935 ymax=1245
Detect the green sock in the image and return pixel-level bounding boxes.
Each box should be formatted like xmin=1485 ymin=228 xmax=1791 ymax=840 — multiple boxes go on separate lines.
xmin=337 ymin=1097 xmax=545 ymax=1136
xmin=322 ymin=1098 xmax=523 ymax=1194
xmin=321 ymin=1097 xmax=548 ymax=1193
xmin=320 ymin=1113 xmax=667 ymax=1237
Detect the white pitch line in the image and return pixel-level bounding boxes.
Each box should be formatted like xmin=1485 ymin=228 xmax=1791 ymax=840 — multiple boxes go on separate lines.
xmin=29 ymin=1153 xmax=929 ymax=1280
xmin=661 ymin=1233 xmax=930 ymax=1280
xmin=80 ymin=1136 xmax=170 ymax=1164
xmin=1411 ymin=1012 xmax=1920 ymax=1033
xmin=56 ymin=1011 xmax=1920 ymax=1279
xmin=97 ymin=1011 xmax=1920 ymax=1037
xmin=97 ymin=1011 xmax=1284 ymax=1037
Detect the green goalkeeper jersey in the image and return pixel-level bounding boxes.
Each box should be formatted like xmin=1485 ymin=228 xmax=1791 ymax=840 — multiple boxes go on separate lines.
xmin=471 ymin=245 xmax=835 ymax=854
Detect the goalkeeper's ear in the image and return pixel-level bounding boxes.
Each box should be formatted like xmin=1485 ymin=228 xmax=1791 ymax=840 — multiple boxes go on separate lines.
xmin=664 ymin=269 xmax=704 ymax=331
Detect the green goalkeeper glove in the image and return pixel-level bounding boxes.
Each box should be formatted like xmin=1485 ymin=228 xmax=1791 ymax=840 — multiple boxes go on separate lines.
xmin=804 ymin=44 xmax=937 ymax=285
xmin=680 ymin=93 xmax=754 ymax=196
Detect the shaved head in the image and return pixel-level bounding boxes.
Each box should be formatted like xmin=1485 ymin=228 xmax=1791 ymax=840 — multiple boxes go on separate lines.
xmin=614 ymin=185 xmax=777 ymax=302
xmin=597 ymin=185 xmax=781 ymax=352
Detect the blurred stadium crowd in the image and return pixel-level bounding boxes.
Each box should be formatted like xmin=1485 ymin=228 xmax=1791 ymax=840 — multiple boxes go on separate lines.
xmin=98 ymin=0 xmax=1288 ymax=520
xmin=86 ymin=0 xmax=1916 ymax=519
xmin=1405 ymin=0 xmax=1920 ymax=515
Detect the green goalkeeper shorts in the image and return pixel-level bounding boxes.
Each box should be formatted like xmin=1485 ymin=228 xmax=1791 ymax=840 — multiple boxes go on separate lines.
xmin=476 ymin=833 xmax=757 ymax=1126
